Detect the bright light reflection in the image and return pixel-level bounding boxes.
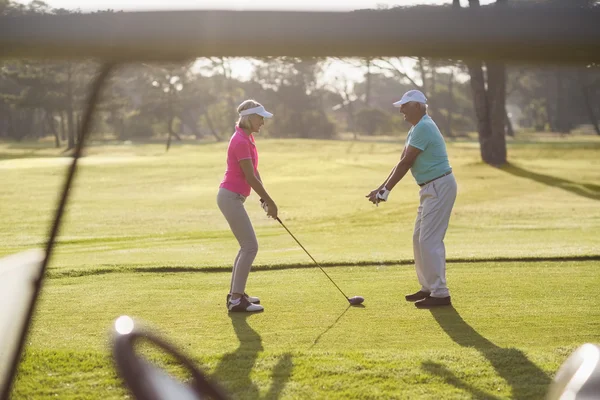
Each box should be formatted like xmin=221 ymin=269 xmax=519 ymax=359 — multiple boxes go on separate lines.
xmin=115 ymin=315 xmax=135 ymax=334
xmin=14 ymin=0 xmax=498 ymax=13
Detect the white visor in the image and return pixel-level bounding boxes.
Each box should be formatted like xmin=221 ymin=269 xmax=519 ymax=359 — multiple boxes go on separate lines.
xmin=239 ymin=105 xmax=273 ymax=118
xmin=393 ymin=89 xmax=427 ymax=107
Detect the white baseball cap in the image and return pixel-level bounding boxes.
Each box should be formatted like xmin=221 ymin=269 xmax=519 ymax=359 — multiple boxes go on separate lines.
xmin=393 ymin=90 xmax=427 ymax=107
xmin=239 ymin=105 xmax=273 ymax=118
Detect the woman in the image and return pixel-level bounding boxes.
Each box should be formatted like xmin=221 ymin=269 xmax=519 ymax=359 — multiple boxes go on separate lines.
xmin=217 ymin=99 xmax=278 ymax=313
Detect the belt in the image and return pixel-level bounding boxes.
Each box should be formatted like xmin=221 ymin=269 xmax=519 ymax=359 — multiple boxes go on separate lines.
xmin=418 ymin=170 xmax=452 ymax=187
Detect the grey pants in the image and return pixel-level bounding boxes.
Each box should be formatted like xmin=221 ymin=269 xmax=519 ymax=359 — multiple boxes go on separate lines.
xmin=217 ymin=188 xmax=258 ymax=294
xmin=413 ymin=173 xmax=457 ymax=298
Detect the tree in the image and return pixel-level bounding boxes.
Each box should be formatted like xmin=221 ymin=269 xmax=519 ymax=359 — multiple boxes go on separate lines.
xmin=251 ymin=57 xmax=335 ymax=139
xmin=463 ymin=0 xmax=508 ymax=166
xmin=578 ymin=65 xmax=600 ymax=135
xmin=504 ymin=0 xmax=600 ymax=135
xmin=197 ymin=58 xmax=250 ymax=141
xmin=506 ymin=64 xmax=600 ymax=134
xmin=327 ymin=72 xmax=359 ymax=138
xmin=355 ymin=108 xmax=393 ymax=136
xmin=145 ymin=64 xmax=188 ymax=151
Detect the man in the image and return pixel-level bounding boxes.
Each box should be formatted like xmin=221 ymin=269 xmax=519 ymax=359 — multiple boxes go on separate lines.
xmin=366 ymin=90 xmax=457 ymax=309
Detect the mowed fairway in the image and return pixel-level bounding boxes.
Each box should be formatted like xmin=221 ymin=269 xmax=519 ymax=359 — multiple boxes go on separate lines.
xmin=2 ymin=137 xmax=600 ymax=399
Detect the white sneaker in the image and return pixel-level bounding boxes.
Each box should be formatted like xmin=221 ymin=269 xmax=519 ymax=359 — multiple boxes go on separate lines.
xmin=228 ymin=297 xmax=264 ymax=313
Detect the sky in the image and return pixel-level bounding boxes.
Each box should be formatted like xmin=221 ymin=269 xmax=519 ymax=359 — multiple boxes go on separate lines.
xmin=16 ymin=0 xmax=495 ymax=12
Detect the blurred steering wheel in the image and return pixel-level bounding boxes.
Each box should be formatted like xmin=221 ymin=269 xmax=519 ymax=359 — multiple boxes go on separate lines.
xmin=112 ymin=316 xmax=229 ymax=400
xmin=546 ymin=343 xmax=600 ymax=400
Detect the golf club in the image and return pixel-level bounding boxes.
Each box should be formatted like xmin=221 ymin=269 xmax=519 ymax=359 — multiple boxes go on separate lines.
xmin=275 ymin=217 xmax=364 ymax=306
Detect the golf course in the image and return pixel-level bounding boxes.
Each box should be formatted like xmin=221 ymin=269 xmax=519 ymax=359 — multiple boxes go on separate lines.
xmin=2 ymin=136 xmax=599 ymax=399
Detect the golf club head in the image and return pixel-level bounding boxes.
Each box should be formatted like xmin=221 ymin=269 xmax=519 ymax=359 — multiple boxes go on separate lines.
xmin=348 ymin=296 xmax=364 ymax=306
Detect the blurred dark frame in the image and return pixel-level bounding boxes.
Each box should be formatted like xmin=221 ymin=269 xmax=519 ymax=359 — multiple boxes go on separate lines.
xmin=1 ymin=7 xmax=600 ymax=63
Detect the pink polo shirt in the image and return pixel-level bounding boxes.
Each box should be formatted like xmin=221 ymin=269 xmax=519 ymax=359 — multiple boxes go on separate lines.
xmin=219 ymin=126 xmax=258 ymax=197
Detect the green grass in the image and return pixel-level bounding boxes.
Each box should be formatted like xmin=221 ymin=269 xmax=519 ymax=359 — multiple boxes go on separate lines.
xmin=2 ymin=136 xmax=600 ymax=399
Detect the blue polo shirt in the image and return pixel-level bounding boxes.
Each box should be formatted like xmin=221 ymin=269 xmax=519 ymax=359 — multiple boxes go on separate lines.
xmin=405 ymin=115 xmax=451 ymax=185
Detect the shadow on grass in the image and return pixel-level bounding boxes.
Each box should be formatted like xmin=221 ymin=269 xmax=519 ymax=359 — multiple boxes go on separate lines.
xmin=426 ymin=307 xmax=550 ymax=399
xmin=501 ymin=163 xmax=600 ymax=201
xmin=310 ymin=305 xmax=351 ymax=349
xmin=212 ymin=314 xmax=293 ymax=400
xmin=422 ymin=361 xmax=502 ymax=400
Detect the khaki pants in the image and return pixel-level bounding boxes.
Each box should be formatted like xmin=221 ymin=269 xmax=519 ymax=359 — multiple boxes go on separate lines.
xmin=217 ymin=188 xmax=258 ymax=295
xmin=413 ymin=173 xmax=457 ymax=298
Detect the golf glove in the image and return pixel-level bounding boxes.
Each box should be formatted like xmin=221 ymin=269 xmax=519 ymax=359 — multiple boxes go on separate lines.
xmin=376 ymin=187 xmax=390 ymax=202
xmin=260 ymin=198 xmax=268 ymax=213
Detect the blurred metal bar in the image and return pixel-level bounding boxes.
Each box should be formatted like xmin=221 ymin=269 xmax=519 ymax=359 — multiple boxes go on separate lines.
xmin=1 ymin=7 xmax=599 ymax=63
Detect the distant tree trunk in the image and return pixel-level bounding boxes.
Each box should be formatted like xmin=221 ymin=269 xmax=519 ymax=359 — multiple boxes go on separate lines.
xmin=467 ymin=0 xmax=508 ymax=166
xmin=467 ymin=61 xmax=493 ymax=156
xmin=46 ymin=111 xmax=61 ymax=148
xmin=6 ymin=108 xmax=15 ymax=139
xmin=417 ymin=57 xmax=428 ymax=96
xmin=170 ymin=124 xmax=182 ymax=142
xmin=181 ymin=110 xmax=203 ymax=139
xmin=430 ymin=62 xmax=437 ymax=96
xmin=347 ymin=101 xmax=357 ymax=140
xmin=337 ymin=78 xmax=357 ymax=139
xmin=547 ymin=68 xmax=560 ymax=132
xmin=553 ymin=68 xmax=571 ymax=134
xmin=0 ymin=107 xmax=6 ymax=139
xmin=417 ymin=57 xmax=438 ymax=121
xmin=59 ymin=111 xmax=66 ymax=141
xmin=505 ymin=109 xmax=514 ymax=137
xmin=429 ymin=61 xmax=437 ymax=120
xmin=26 ymin=110 xmax=34 ymax=140
xmin=118 ymin=117 xmax=125 ymax=139
xmin=554 ymin=68 xmax=562 ymax=132
xmin=165 ymin=92 xmax=182 ymax=152
xmin=578 ymin=69 xmax=600 ymax=135
xmin=203 ymin=112 xmax=222 ymax=142
xmin=37 ymin=109 xmax=46 ymax=139
xmin=66 ymin=64 xmax=75 ymax=150
xmin=487 ymin=62 xmax=508 ymax=164
xmin=445 ymin=69 xmax=454 ymax=137
xmin=553 ymin=68 xmax=573 ymax=134
xmin=365 ymin=58 xmax=372 ymax=107
xmin=13 ymin=110 xmax=34 ymax=142
xmin=221 ymin=58 xmax=237 ymax=133
xmin=110 ymin=109 xmax=126 ymax=140
xmin=166 ymin=115 xmax=174 ymax=152
xmin=449 ymin=0 xmax=460 ymax=137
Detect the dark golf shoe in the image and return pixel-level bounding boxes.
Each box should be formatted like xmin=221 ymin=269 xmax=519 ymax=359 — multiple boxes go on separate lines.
xmin=226 ymin=293 xmax=260 ymax=305
xmin=227 ymin=296 xmax=264 ymax=313
xmin=405 ymin=290 xmax=431 ymax=302
xmin=414 ymin=296 xmax=451 ymax=308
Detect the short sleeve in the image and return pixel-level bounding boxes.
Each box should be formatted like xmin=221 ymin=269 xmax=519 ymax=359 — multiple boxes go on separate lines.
xmin=407 ymin=124 xmax=430 ymax=151
xmin=232 ymin=140 xmax=252 ymax=162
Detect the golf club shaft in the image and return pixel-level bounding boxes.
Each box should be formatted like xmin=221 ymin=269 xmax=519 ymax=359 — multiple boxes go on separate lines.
xmin=276 ymin=217 xmax=349 ymax=301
